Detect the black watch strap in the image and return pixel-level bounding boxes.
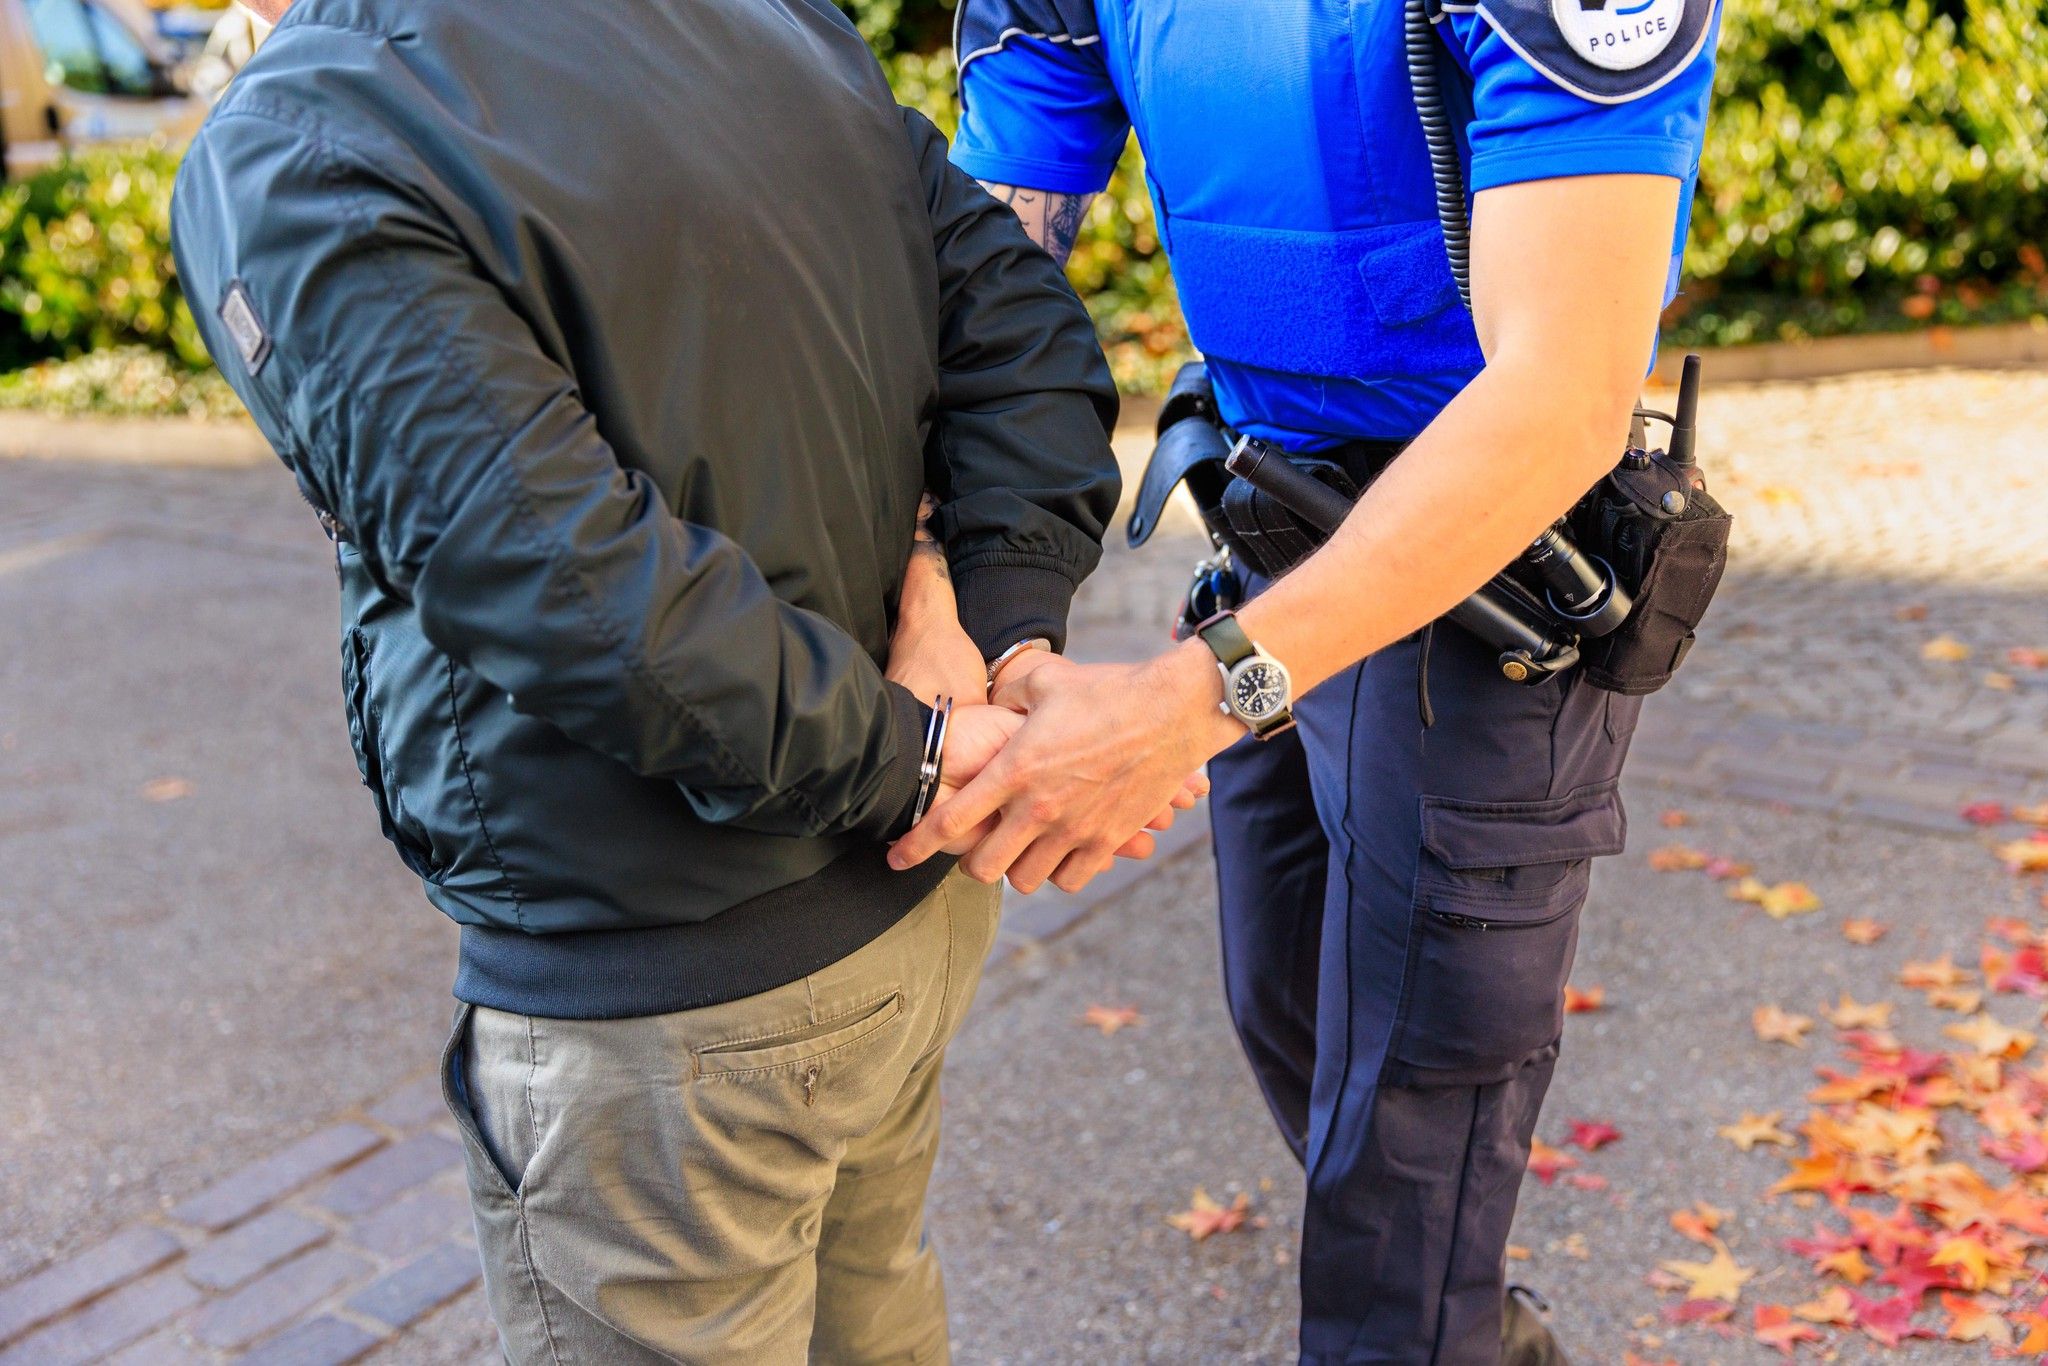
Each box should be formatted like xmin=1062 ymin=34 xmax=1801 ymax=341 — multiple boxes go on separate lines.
xmin=1195 ymin=611 xmax=1256 ymax=668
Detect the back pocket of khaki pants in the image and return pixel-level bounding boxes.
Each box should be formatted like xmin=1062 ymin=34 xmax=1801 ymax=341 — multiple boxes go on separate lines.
xmin=694 ymin=993 xmax=904 ymax=1080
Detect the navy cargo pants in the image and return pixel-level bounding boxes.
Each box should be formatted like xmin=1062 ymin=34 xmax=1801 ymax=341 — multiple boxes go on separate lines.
xmin=1209 ymin=580 xmax=1640 ymax=1364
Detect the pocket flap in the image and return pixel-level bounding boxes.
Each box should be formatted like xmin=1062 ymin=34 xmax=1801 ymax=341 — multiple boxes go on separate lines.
xmin=1422 ymin=781 xmax=1626 ymax=870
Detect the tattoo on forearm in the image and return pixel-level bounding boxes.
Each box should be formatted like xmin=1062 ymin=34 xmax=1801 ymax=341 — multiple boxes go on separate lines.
xmin=912 ymin=492 xmax=949 ymax=581
xmin=976 ymin=180 xmax=1096 ymax=268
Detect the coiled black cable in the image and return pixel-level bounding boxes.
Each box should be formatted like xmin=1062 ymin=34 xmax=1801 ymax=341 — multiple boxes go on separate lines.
xmin=1404 ymin=0 xmax=1472 ymax=311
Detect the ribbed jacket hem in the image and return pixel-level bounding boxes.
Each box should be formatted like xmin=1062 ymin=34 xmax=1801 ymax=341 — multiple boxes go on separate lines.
xmin=453 ymin=846 xmax=958 ymax=1019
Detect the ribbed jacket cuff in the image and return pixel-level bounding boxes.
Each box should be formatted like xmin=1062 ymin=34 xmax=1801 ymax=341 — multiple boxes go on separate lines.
xmin=953 ymin=562 xmax=1080 ymax=657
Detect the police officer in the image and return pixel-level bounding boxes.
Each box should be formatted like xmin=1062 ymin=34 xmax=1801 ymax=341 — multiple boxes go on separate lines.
xmin=888 ymin=0 xmax=1723 ymax=1359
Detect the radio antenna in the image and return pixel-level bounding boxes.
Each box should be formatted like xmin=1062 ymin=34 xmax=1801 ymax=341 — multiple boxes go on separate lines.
xmin=1668 ymin=353 xmax=1701 ymax=470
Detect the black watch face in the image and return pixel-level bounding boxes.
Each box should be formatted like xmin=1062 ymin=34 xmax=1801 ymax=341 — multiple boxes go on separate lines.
xmin=1233 ymin=661 xmax=1288 ymax=720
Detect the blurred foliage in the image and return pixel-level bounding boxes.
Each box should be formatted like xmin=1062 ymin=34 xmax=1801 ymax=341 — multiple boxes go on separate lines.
xmin=1671 ymin=0 xmax=2048 ymax=345
xmin=873 ymin=0 xmax=2048 ymax=380
xmin=0 ymin=144 xmax=207 ymax=373
xmin=0 ymin=2 xmax=2034 ymax=416
xmin=0 ymin=344 xmax=242 ymax=417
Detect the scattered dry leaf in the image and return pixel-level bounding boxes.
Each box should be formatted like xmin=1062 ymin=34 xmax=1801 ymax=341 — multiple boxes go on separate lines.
xmin=1824 ymin=994 xmax=1895 ymax=1030
xmin=1922 ymin=635 xmax=1973 ymax=662
xmin=1563 ymin=985 xmax=1605 ymax=1015
xmin=1719 ymin=1111 xmax=1796 ymax=1152
xmin=140 ymin=777 xmax=192 ymax=802
xmin=1648 ymin=845 xmax=1712 ymax=872
xmin=1079 ymin=1005 xmax=1143 ymax=1035
xmin=1841 ymin=918 xmax=1889 ymax=945
xmin=1657 ymin=1242 xmax=1754 ymax=1304
xmin=1752 ymin=1005 xmax=1814 ymax=1047
xmin=1165 ymin=1187 xmax=1251 ymax=1241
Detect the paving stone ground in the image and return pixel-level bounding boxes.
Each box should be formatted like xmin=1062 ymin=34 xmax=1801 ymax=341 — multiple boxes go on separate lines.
xmin=3 ymin=366 xmax=2046 ymax=1362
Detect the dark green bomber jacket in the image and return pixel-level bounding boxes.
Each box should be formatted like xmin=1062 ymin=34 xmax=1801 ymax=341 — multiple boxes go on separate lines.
xmin=170 ymin=0 xmax=1119 ymax=1018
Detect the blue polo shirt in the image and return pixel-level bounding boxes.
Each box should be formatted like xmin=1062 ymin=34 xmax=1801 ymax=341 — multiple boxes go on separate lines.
xmin=951 ymin=0 xmax=1720 ymax=447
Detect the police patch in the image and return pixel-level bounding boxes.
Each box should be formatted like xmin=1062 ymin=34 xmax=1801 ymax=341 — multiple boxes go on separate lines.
xmin=1553 ymin=0 xmax=1686 ymax=71
xmin=219 ymin=280 xmax=271 ymax=374
xmin=1459 ymin=0 xmax=1716 ymax=103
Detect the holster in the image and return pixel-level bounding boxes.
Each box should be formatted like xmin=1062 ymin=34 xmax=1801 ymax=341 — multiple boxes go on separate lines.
xmin=1130 ymin=361 xmax=1384 ymax=580
xmin=1127 ymin=362 xmax=1234 ymax=548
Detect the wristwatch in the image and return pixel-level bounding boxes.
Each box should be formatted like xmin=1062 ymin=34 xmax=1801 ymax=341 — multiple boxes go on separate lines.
xmin=1195 ymin=611 xmax=1295 ymax=739
xmin=986 ymin=636 xmax=1053 ymax=691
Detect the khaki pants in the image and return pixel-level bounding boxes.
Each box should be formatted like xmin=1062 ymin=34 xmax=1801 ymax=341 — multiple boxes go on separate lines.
xmin=439 ymin=871 xmax=1002 ymax=1364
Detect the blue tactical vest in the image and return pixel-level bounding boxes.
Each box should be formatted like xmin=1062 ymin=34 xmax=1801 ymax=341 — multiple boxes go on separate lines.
xmin=952 ymin=0 xmax=1719 ymax=448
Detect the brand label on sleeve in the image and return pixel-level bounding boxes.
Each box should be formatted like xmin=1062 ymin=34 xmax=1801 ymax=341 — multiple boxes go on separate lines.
xmin=220 ymin=280 xmax=272 ymax=374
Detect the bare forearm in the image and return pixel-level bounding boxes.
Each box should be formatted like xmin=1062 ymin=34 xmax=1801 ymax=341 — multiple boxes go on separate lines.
xmin=975 ymin=180 xmax=1095 ymax=267
xmin=1196 ymin=174 xmax=1676 ymax=701
xmin=1228 ymin=363 xmax=1631 ymax=692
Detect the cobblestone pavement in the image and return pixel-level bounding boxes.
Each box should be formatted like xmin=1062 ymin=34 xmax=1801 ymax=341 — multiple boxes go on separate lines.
xmin=3 ymin=366 xmax=2046 ymax=1362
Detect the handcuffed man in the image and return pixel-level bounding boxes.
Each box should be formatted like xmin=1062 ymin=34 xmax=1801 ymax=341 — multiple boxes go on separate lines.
xmin=169 ymin=0 xmax=1183 ymax=1359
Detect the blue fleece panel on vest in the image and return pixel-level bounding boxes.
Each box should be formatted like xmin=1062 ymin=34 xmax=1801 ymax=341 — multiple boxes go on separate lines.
xmin=952 ymin=0 xmax=1720 ymax=447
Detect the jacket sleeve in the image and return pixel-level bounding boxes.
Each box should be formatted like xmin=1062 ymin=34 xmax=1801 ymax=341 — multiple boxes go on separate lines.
xmin=902 ymin=107 xmax=1122 ymax=657
xmin=171 ymin=110 xmax=925 ymax=841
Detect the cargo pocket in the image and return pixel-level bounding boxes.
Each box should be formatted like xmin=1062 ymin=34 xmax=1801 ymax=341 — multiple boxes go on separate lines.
xmin=340 ymin=627 xmax=439 ymax=880
xmin=1391 ymin=783 xmax=1626 ymax=1077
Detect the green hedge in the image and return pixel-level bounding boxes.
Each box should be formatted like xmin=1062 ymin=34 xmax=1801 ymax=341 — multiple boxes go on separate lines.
xmin=877 ymin=0 xmax=2048 ymax=365
xmin=0 ymin=144 xmax=205 ymax=371
xmin=1671 ymin=0 xmax=2048 ymax=344
xmin=0 ymin=2 xmax=2038 ymax=411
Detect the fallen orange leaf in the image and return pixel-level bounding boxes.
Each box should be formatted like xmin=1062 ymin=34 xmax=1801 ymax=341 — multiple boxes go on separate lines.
xmin=1841 ymin=918 xmax=1889 ymax=945
xmin=1657 ymin=1242 xmax=1753 ymax=1304
xmin=1759 ymin=881 xmax=1822 ymax=919
xmin=1753 ymin=1303 xmax=1824 ymax=1355
xmin=1563 ymin=984 xmax=1605 ymax=1014
xmin=1793 ymin=1285 xmax=1855 ymax=1325
xmin=1751 ymin=1004 xmax=1814 ymax=1047
xmin=1900 ymin=953 xmax=1973 ymax=989
xmin=1165 ymin=1187 xmax=1251 ymax=1241
xmin=1718 ymin=1111 xmax=1795 ymax=1152
xmin=1526 ymin=1139 xmax=1578 ymax=1184
xmin=1658 ymin=809 xmax=1690 ymax=827
xmin=1669 ymin=1201 xmax=1728 ymax=1246
xmin=1996 ymin=838 xmax=2048 ymax=875
xmin=1079 ymin=1004 xmax=1143 ymax=1035
xmin=140 ymin=777 xmax=192 ymax=802
xmin=1648 ymin=845 xmax=1711 ymax=872
xmin=1944 ymin=1012 xmax=2036 ymax=1059
xmin=1824 ymin=994 xmax=1895 ymax=1030
xmin=1923 ymin=635 xmax=1973 ymax=662
xmin=1940 ymin=1291 xmax=2014 ymax=1345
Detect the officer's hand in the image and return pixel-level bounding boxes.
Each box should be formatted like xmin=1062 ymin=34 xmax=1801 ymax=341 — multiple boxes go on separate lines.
xmin=891 ymin=649 xmax=1231 ymax=894
xmin=991 ymin=647 xmax=1205 ymax=828
xmin=988 ymin=646 xmax=1074 ymax=712
xmin=924 ymin=702 xmax=1177 ymax=865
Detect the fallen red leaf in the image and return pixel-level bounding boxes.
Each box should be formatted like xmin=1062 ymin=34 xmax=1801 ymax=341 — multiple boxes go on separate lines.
xmin=1847 ymin=1290 xmax=1935 ymax=1347
xmin=1526 ymin=1139 xmax=1578 ymax=1184
xmin=1563 ymin=984 xmax=1605 ymax=1014
xmin=1566 ymin=1119 xmax=1622 ymax=1152
xmin=1752 ymin=1303 xmax=1824 ymax=1355
xmin=1963 ymin=800 xmax=2010 ymax=826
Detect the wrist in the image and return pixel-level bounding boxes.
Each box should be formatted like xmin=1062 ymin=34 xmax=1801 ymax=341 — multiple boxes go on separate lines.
xmin=1156 ymin=639 xmax=1242 ymax=757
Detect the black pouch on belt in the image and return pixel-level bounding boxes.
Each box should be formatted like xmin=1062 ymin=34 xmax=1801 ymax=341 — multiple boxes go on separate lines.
xmin=1219 ymin=458 xmax=1359 ymax=579
xmin=1573 ymin=450 xmax=1733 ymax=696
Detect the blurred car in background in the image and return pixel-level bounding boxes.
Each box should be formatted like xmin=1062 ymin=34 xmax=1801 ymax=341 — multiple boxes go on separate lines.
xmin=0 ymin=0 xmax=210 ymax=177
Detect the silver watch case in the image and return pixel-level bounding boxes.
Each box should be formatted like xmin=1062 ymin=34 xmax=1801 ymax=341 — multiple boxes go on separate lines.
xmin=1215 ymin=652 xmax=1296 ymax=739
